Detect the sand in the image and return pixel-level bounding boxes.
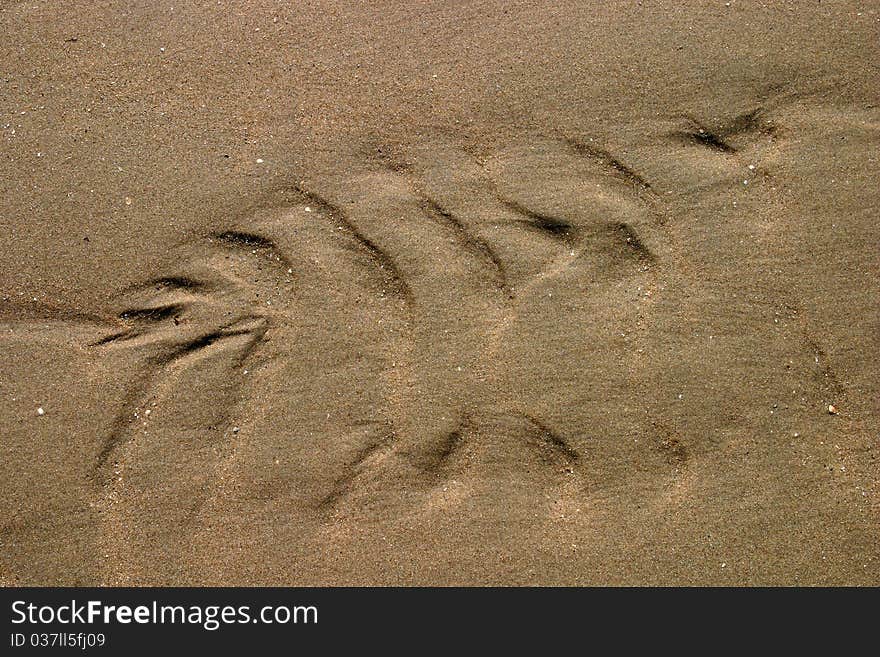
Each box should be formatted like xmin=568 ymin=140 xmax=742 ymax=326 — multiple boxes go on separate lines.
xmin=1 ymin=1 xmax=878 ymax=585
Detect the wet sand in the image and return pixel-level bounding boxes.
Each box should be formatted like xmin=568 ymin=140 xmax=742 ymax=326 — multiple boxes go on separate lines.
xmin=1 ymin=1 xmax=878 ymax=585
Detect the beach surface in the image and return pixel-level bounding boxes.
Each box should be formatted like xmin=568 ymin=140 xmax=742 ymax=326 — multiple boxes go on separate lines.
xmin=1 ymin=1 xmax=878 ymax=585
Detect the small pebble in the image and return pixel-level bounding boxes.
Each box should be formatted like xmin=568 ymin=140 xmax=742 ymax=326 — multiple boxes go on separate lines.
xmin=37 ymin=407 xmax=44 ymax=416
xmin=828 ymin=404 xmax=839 ymax=415
xmin=256 ymin=158 xmax=264 ymax=164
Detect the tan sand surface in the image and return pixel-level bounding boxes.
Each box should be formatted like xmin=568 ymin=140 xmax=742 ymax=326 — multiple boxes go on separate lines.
xmin=1 ymin=1 xmax=878 ymax=585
